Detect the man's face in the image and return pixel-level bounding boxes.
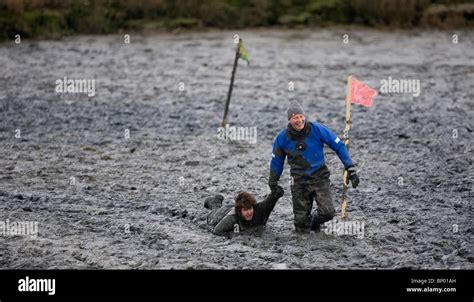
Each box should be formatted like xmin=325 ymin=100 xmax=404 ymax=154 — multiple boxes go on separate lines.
xmin=289 ymin=114 xmax=305 ymax=131
xmin=241 ymin=207 xmax=254 ymax=221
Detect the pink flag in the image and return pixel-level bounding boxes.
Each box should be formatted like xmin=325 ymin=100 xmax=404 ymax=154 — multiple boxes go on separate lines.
xmin=351 ymin=76 xmax=377 ymax=107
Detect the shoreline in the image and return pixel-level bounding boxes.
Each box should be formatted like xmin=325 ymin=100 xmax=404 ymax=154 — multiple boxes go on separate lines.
xmin=2 ymin=25 xmax=472 ymax=45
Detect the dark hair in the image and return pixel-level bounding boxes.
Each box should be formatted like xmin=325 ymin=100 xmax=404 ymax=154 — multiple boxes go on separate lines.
xmin=234 ymin=191 xmax=256 ymax=218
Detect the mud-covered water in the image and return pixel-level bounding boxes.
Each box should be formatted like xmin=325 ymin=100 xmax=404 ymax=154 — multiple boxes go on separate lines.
xmin=0 ymin=29 xmax=472 ymax=269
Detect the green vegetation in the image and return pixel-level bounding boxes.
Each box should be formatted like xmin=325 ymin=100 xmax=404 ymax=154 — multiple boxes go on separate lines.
xmin=0 ymin=0 xmax=473 ymax=40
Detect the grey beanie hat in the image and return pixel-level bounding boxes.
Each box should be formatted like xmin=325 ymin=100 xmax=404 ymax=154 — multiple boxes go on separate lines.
xmin=287 ymin=101 xmax=305 ymax=120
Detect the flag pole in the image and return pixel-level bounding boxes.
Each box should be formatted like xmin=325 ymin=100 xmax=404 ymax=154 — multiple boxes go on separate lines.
xmin=341 ymin=75 xmax=352 ymax=221
xmin=221 ymin=38 xmax=242 ymax=127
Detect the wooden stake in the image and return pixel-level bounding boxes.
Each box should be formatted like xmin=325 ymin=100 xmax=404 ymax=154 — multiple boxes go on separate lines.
xmin=341 ymin=75 xmax=352 ymax=221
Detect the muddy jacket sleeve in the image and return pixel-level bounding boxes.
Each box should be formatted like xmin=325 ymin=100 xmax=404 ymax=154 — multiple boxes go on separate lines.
xmin=269 ymin=132 xmax=286 ymax=187
xmin=213 ymin=212 xmax=239 ymax=235
xmin=316 ymin=123 xmax=353 ymax=168
xmin=256 ymin=191 xmax=282 ymax=225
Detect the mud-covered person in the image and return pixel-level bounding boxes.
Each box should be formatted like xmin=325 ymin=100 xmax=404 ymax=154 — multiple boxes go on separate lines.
xmin=269 ymin=101 xmax=360 ymax=233
xmin=204 ymin=186 xmax=284 ymax=236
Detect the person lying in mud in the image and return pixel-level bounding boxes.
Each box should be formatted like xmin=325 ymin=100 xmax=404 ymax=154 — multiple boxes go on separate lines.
xmin=204 ymin=186 xmax=284 ymax=236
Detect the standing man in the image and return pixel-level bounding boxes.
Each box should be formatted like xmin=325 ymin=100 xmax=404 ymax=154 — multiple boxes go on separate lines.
xmin=269 ymin=101 xmax=359 ymax=233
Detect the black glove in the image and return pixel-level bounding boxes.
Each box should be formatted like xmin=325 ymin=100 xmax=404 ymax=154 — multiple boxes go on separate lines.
xmin=271 ymin=185 xmax=284 ymax=198
xmin=269 ymin=183 xmax=278 ymax=193
xmin=346 ymin=166 xmax=359 ymax=188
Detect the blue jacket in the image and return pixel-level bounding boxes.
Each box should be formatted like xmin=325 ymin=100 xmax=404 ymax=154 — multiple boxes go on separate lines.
xmin=269 ymin=121 xmax=353 ymax=185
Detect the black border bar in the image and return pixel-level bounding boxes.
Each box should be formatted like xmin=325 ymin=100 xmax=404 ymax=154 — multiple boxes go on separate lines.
xmin=0 ymin=269 xmax=471 ymax=298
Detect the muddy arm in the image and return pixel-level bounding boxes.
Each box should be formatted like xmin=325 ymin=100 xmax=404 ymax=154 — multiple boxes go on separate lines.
xmin=269 ymin=135 xmax=286 ymax=187
xmin=258 ymin=187 xmax=284 ymax=223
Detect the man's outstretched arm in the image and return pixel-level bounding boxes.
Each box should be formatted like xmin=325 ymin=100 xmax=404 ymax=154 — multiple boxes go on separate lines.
xmin=269 ymin=135 xmax=286 ymax=190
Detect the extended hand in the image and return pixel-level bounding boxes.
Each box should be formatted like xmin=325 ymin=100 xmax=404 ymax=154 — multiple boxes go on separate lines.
xmin=346 ymin=166 xmax=359 ymax=188
xmin=272 ymin=185 xmax=284 ymax=198
xmin=269 ymin=184 xmax=284 ymax=198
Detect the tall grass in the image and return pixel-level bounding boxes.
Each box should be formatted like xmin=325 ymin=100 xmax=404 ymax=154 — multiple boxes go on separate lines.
xmin=0 ymin=0 xmax=472 ymax=40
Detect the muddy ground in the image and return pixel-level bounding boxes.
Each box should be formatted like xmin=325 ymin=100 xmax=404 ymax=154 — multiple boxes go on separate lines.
xmin=0 ymin=29 xmax=472 ymax=269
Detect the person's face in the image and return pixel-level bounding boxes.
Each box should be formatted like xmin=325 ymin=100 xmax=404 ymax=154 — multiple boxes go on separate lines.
xmin=289 ymin=114 xmax=305 ymax=131
xmin=241 ymin=207 xmax=254 ymax=221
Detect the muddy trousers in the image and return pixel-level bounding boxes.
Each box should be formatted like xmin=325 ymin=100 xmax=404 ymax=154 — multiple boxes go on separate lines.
xmin=291 ymin=173 xmax=335 ymax=230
